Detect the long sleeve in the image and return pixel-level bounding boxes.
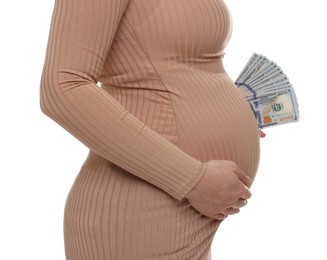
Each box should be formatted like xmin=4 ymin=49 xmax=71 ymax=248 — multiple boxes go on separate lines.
xmin=39 ymin=0 xmax=207 ymax=201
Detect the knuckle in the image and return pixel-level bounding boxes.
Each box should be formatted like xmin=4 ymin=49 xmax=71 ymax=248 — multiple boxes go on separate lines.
xmin=229 ymin=161 xmax=238 ymax=170
xmin=238 ymin=199 xmax=247 ymax=208
xmin=234 ymin=208 xmax=240 ymax=214
xmin=215 ymin=213 xmax=227 ymax=220
xmin=237 ymin=185 xmax=246 ymax=197
xmin=227 ymin=207 xmax=240 ymax=215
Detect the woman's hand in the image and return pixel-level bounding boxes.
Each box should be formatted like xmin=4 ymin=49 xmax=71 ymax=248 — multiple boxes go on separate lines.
xmin=185 ymin=160 xmax=252 ymax=221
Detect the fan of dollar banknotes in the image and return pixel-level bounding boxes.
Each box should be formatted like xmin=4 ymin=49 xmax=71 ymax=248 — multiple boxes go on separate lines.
xmin=235 ymin=53 xmax=299 ymax=128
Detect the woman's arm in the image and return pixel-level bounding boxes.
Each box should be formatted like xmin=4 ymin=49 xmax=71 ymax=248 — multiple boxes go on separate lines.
xmin=39 ymin=0 xmax=206 ymax=201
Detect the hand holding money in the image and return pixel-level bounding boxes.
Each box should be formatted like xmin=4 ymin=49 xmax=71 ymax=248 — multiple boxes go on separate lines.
xmin=235 ymin=53 xmax=299 ymax=128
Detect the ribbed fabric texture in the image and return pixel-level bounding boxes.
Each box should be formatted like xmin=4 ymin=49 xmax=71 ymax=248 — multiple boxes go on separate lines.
xmin=40 ymin=0 xmax=260 ymax=259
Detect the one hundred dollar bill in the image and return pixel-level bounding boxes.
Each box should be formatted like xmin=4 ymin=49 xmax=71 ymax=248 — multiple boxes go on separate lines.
xmin=249 ymin=89 xmax=299 ymax=128
xmin=235 ymin=53 xmax=299 ymax=128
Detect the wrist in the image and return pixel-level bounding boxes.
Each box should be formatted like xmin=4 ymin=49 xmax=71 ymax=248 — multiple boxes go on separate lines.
xmin=185 ymin=162 xmax=207 ymax=200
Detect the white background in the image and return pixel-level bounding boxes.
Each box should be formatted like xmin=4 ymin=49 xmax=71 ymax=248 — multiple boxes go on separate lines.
xmin=0 ymin=0 xmax=326 ymax=259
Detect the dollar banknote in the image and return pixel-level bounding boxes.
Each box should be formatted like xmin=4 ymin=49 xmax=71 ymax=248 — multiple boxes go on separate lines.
xmin=235 ymin=53 xmax=299 ymax=128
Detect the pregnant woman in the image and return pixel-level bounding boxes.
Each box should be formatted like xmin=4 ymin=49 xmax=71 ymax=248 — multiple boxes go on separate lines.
xmin=40 ymin=0 xmax=262 ymax=259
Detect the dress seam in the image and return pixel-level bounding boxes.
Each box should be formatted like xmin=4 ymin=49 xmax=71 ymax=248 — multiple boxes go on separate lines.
xmin=124 ymin=16 xmax=181 ymax=147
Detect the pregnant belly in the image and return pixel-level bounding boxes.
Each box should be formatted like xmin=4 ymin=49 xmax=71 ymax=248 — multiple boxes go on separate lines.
xmin=105 ymin=71 xmax=260 ymax=182
xmin=172 ymin=74 xmax=260 ymax=182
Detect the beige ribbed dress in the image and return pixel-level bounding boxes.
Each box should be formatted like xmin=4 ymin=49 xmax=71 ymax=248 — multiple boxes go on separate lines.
xmin=40 ymin=0 xmax=260 ymax=259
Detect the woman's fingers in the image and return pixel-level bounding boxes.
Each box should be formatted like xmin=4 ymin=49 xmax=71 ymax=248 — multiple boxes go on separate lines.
xmin=234 ymin=198 xmax=248 ymax=208
xmin=213 ymin=213 xmax=228 ymax=220
xmin=221 ymin=199 xmax=248 ymax=216
xmin=232 ymin=164 xmax=252 ymax=188
xmin=223 ymin=207 xmax=240 ymax=215
xmin=239 ymin=185 xmax=252 ymax=200
xmin=260 ymin=129 xmax=266 ymax=138
xmin=186 ymin=160 xmax=254 ymax=221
